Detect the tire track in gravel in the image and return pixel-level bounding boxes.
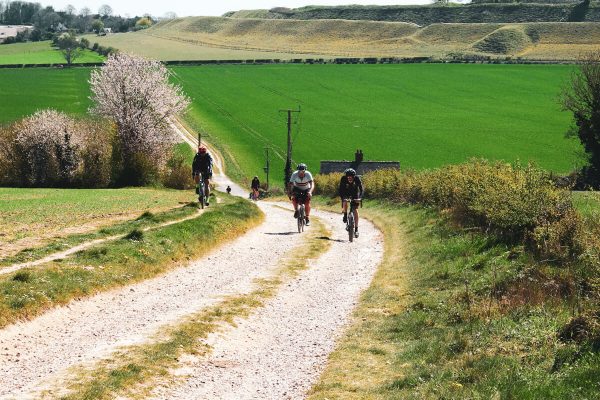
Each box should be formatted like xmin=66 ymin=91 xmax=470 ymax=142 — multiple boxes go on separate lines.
xmin=149 ymin=205 xmax=384 ymax=400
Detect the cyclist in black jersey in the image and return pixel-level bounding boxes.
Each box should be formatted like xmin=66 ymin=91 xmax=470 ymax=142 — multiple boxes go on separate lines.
xmin=339 ymin=168 xmax=363 ymax=237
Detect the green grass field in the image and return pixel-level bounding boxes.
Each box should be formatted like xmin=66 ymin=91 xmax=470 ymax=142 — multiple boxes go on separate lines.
xmin=0 ymin=64 xmax=582 ymax=184
xmin=0 ymin=67 xmax=92 ymax=123
xmin=172 ymin=63 xmax=581 ymax=184
xmin=0 ymin=41 xmax=104 ymax=65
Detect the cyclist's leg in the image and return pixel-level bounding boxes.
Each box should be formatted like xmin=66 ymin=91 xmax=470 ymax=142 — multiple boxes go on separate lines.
xmin=305 ymin=193 xmax=311 ymax=217
xmin=353 ymin=198 xmax=359 ymax=231
xmin=342 ymin=199 xmax=348 ymax=213
xmin=203 ymin=177 xmax=210 ymax=197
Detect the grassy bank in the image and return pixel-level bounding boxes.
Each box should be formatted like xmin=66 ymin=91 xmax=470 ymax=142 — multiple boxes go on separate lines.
xmin=309 ymin=199 xmax=600 ymax=399
xmin=0 ymin=196 xmax=263 ymax=329
xmin=0 ymin=187 xmax=192 ymax=259
xmin=0 ymin=204 xmax=199 ymax=268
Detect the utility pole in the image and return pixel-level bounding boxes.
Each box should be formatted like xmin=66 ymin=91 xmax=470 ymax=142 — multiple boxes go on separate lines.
xmin=279 ymin=106 xmax=301 ymax=189
xmin=263 ymin=147 xmax=270 ymax=190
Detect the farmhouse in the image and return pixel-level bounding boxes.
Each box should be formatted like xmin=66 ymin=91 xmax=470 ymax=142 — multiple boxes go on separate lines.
xmin=0 ymin=25 xmax=33 ymax=43
xmin=320 ymin=150 xmax=400 ymax=175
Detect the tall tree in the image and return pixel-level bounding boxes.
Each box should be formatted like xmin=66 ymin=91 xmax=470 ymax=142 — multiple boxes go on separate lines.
xmin=98 ymin=4 xmax=112 ymax=18
xmin=562 ymin=50 xmax=600 ymax=186
xmin=91 ymin=19 xmax=104 ymax=34
xmin=89 ymin=54 xmax=190 ymax=185
xmin=55 ymin=31 xmax=82 ymax=65
xmin=79 ymin=6 xmax=91 ymax=17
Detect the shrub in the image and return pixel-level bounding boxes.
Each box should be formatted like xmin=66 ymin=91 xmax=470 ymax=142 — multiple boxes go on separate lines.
xmin=79 ymin=37 xmax=90 ymax=49
xmin=162 ymin=146 xmax=194 ymax=190
xmin=317 ymin=160 xmax=580 ymax=257
xmin=0 ymin=112 xmax=115 ymax=188
xmin=13 ymin=110 xmax=84 ymax=187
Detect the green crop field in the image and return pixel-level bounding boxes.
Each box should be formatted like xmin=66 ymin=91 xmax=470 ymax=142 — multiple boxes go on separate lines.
xmin=0 ymin=67 xmax=92 ymax=123
xmin=0 ymin=64 xmax=582 ymax=184
xmin=172 ymin=63 xmax=581 ymax=183
xmin=0 ymin=41 xmax=104 ymax=65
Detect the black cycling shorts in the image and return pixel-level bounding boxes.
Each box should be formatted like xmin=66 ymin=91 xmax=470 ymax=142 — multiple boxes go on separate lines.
xmin=193 ymin=171 xmax=212 ymax=179
xmin=292 ymin=187 xmax=310 ymax=204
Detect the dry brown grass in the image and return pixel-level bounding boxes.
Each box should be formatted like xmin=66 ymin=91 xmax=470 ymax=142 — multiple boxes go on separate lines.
xmin=89 ymin=17 xmax=600 ymax=60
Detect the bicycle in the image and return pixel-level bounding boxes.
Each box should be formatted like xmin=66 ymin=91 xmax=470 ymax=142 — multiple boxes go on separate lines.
xmin=345 ymin=198 xmax=361 ymax=242
xmin=196 ymin=176 xmax=207 ymax=209
xmin=291 ymin=190 xmax=308 ymax=233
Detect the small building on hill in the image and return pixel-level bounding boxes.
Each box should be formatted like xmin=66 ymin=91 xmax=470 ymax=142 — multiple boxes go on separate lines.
xmin=319 ymin=150 xmax=400 ymax=175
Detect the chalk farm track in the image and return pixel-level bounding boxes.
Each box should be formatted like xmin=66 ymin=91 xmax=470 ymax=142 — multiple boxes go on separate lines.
xmin=0 ymin=124 xmax=384 ymax=399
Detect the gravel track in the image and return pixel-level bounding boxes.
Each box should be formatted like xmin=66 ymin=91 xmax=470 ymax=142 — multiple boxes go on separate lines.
xmin=149 ymin=206 xmax=384 ymax=400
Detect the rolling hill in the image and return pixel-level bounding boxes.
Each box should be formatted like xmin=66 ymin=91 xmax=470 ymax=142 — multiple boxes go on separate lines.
xmin=87 ymin=17 xmax=600 ymax=61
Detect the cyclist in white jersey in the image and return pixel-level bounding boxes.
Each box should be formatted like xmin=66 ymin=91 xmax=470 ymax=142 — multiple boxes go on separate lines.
xmin=287 ymin=163 xmax=314 ymax=226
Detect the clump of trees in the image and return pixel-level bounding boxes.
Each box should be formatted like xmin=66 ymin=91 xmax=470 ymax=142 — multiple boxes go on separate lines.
xmin=0 ymin=1 xmax=165 ymax=43
xmin=0 ymin=53 xmax=191 ymax=189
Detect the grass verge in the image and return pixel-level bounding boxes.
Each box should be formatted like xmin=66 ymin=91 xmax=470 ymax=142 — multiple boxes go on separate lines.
xmin=54 ymin=216 xmax=331 ymax=400
xmin=0 ymin=204 xmax=198 ymax=268
xmin=308 ymin=198 xmax=600 ymax=399
xmin=0 ymin=196 xmax=263 ymax=329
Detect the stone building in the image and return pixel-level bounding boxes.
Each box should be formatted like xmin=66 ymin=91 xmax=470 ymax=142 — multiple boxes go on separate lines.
xmin=319 ymin=149 xmax=400 ymax=175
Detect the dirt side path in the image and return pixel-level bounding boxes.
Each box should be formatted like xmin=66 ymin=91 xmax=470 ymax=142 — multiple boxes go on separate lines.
xmin=149 ymin=206 xmax=384 ymax=400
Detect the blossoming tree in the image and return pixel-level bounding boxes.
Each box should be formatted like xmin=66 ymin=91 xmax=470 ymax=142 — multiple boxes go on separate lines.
xmin=89 ymin=53 xmax=190 ymax=185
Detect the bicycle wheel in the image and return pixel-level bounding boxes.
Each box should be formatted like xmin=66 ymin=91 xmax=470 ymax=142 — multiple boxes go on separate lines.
xmin=297 ymin=205 xmax=305 ymax=233
xmin=347 ymin=213 xmax=354 ymax=242
xmin=198 ymin=184 xmax=205 ymax=209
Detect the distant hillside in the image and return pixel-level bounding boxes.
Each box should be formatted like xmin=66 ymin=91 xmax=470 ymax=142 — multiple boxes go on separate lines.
xmin=118 ymin=17 xmax=600 ymax=60
xmin=226 ymin=3 xmax=600 ymax=25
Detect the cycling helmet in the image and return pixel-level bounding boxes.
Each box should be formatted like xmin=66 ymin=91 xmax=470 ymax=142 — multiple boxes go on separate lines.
xmin=345 ymin=168 xmax=356 ymax=177
xmin=297 ymin=163 xmax=307 ymax=171
xmin=198 ymin=146 xmax=207 ymax=154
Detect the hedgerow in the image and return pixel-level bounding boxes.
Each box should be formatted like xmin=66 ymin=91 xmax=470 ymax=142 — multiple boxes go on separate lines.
xmin=316 ymin=159 xmax=584 ymax=261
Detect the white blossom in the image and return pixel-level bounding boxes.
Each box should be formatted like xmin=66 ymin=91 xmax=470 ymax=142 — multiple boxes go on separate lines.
xmin=89 ymin=53 xmax=190 ymax=163
xmin=14 ymin=109 xmax=85 ymax=185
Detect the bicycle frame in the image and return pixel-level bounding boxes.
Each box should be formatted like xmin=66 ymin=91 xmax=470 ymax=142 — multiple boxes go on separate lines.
xmin=344 ymin=198 xmax=361 ymax=242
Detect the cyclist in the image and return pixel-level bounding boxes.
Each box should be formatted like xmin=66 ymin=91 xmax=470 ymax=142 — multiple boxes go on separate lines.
xmin=339 ymin=168 xmax=363 ymax=238
xmin=287 ymin=163 xmax=314 ymax=226
xmin=192 ymin=146 xmax=213 ymax=205
xmin=251 ymin=176 xmax=260 ymax=200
